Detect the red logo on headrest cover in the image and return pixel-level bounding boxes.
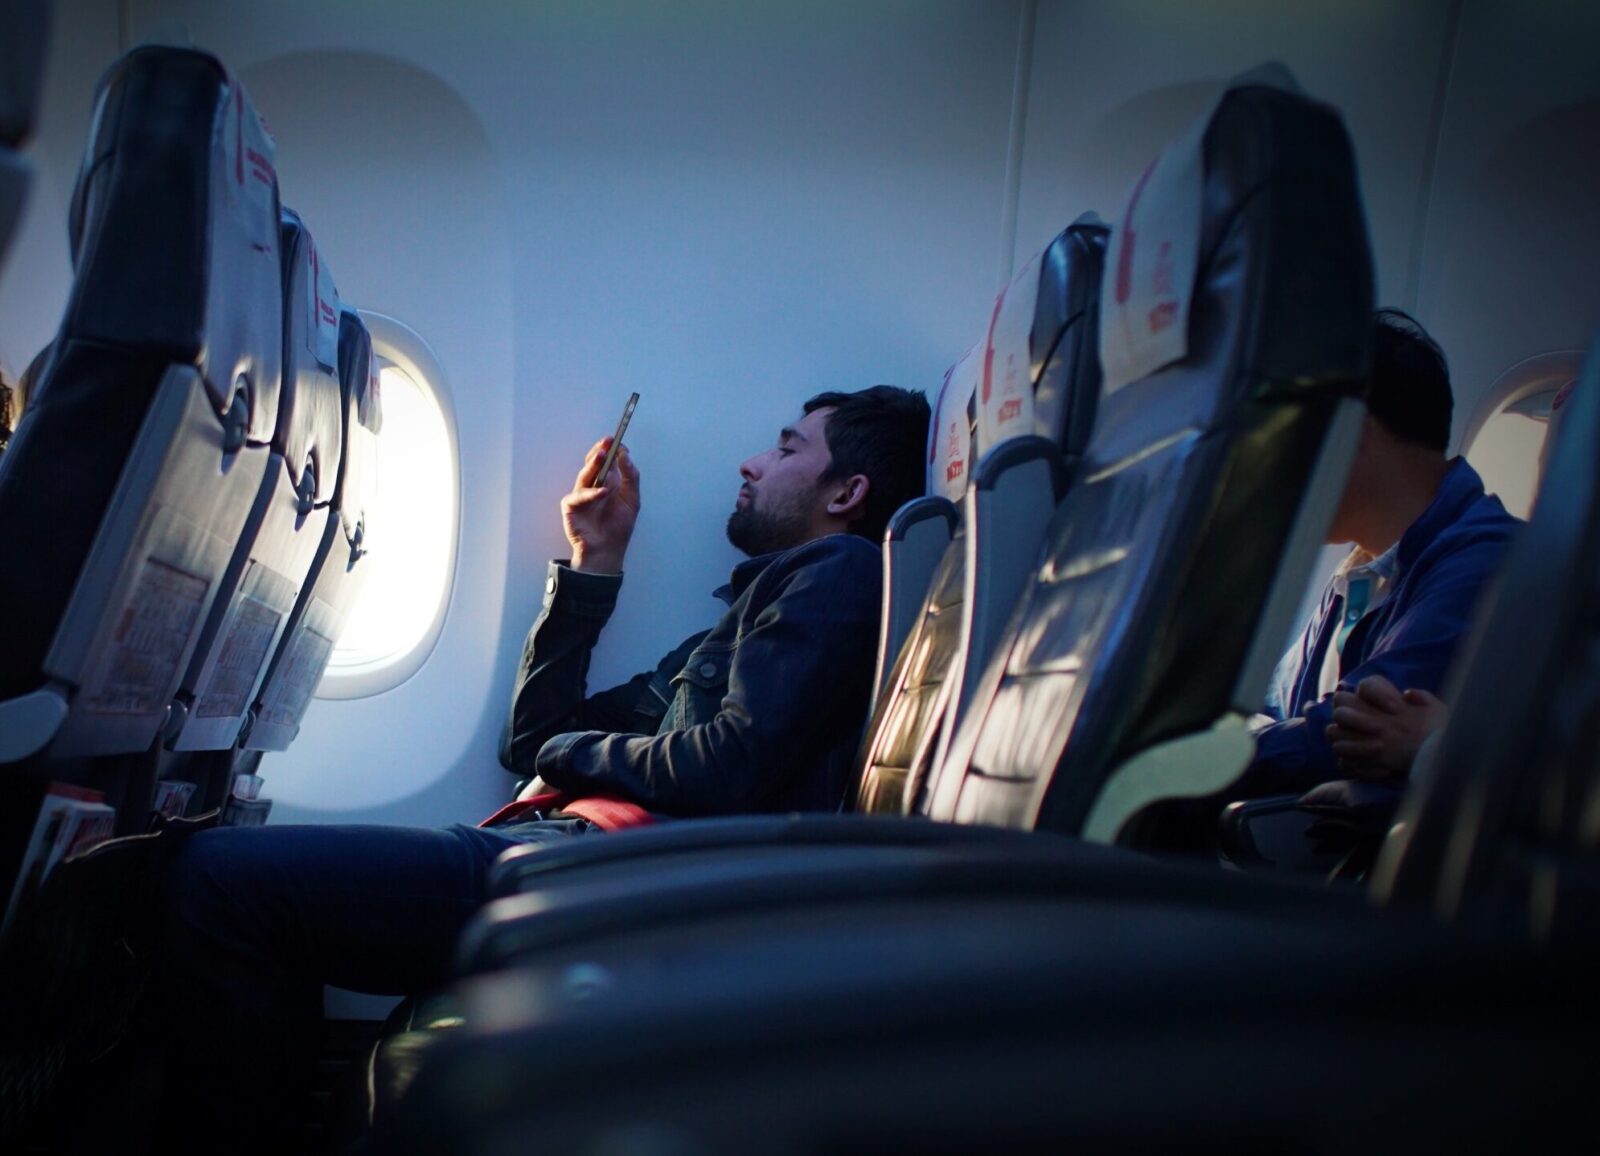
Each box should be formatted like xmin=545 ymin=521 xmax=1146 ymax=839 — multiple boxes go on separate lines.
xmin=1115 ymin=157 xmax=1158 ymax=306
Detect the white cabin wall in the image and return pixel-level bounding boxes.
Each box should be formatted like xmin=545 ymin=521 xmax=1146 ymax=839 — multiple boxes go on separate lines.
xmin=109 ymin=0 xmax=1026 ymax=823
xmin=0 ymin=0 xmax=119 ymax=378
xmin=1417 ymin=0 xmax=1600 ymax=446
xmin=1012 ymin=0 xmax=1457 ymax=306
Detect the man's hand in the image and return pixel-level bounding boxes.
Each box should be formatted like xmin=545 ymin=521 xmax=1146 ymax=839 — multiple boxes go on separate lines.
xmin=562 ymin=437 xmax=641 ymax=574
xmin=1325 ymin=674 xmax=1450 ymax=781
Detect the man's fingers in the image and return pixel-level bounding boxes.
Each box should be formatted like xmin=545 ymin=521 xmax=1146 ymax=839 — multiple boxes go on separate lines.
xmin=1329 ymin=736 xmax=1382 ymax=760
xmin=1330 ymin=704 xmax=1382 ymax=734
xmin=576 ymin=438 xmax=614 ymax=489
xmin=1331 ymin=690 xmax=1361 ymax=713
xmin=561 ymin=485 xmax=609 ymax=512
xmin=1354 ymin=674 xmax=1405 ymax=712
xmin=1403 ymin=687 xmax=1445 ymax=708
xmin=599 ymin=444 xmax=637 ymax=487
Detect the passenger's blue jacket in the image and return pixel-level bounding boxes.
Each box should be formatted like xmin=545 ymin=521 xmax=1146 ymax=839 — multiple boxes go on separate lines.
xmin=1245 ymin=457 xmax=1520 ymax=794
xmin=498 ymin=533 xmax=882 ymax=816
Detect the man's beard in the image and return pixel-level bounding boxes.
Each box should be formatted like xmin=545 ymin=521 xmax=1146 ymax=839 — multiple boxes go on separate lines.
xmin=725 ymin=499 xmax=813 ymax=557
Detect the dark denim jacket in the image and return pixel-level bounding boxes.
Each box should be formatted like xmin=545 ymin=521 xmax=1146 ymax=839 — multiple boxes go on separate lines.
xmin=498 ymin=533 xmax=883 ymax=816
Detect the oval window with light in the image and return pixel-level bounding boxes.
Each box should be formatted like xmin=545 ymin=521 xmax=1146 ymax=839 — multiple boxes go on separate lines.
xmin=317 ymin=313 xmax=459 ymax=698
xmin=1462 ymin=350 xmax=1584 ymax=521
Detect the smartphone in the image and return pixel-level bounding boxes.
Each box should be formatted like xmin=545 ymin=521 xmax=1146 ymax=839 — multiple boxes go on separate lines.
xmin=596 ymin=391 xmax=640 ymax=486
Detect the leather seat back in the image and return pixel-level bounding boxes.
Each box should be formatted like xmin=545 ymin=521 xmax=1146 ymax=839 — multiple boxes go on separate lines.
xmin=0 ymin=46 xmax=283 ymax=760
xmin=930 ymin=72 xmax=1374 ymax=839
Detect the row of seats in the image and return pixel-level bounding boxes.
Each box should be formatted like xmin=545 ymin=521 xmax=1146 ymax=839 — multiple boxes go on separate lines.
xmin=351 ymin=64 xmax=1394 ymax=1131
xmin=0 ymin=44 xmax=381 ymax=772
xmin=0 ymin=42 xmax=382 ymax=1143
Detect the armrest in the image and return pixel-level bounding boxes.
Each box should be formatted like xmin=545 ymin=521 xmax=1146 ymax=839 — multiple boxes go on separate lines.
xmin=463 ymin=831 xmax=1337 ymax=976
xmin=1218 ymin=794 xmax=1305 ymax=866
xmin=875 ymin=496 xmax=959 ymax=701
xmin=488 ymin=813 xmax=1029 ymax=896
xmin=1220 ymin=779 xmax=1404 ymax=877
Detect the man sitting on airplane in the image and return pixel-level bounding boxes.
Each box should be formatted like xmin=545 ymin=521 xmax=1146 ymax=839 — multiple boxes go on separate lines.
xmin=1238 ymin=309 xmax=1520 ymax=796
xmin=153 ymin=384 xmax=930 ymax=1155
xmin=493 ymin=385 xmax=928 ymax=822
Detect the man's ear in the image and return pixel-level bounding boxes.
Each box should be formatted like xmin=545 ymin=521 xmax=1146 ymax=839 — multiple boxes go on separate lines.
xmin=826 ymin=474 xmax=870 ymax=520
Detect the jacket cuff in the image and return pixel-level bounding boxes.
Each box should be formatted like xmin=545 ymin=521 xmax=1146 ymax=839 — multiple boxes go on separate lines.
xmin=545 ymin=560 xmax=622 ymax=619
xmin=534 ymin=730 xmax=591 ymax=784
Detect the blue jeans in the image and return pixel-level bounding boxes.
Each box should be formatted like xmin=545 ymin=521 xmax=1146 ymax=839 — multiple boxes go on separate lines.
xmin=156 ymin=818 xmax=590 ymax=1154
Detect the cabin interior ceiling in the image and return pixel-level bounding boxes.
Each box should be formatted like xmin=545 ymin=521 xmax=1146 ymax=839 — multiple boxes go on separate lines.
xmin=1 ymin=0 xmax=1594 ymax=825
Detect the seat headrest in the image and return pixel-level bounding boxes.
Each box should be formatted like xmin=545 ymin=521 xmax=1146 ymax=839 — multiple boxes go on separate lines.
xmin=935 ymin=215 xmax=1110 ymax=490
xmin=978 ymin=248 xmax=1048 ymax=455
xmin=62 ymin=46 xmax=284 ymax=444
xmin=1099 ymin=63 xmax=1301 ymax=397
xmin=338 ymin=308 xmax=382 ymax=437
xmin=279 ymin=207 xmax=345 ymax=505
xmin=928 ymin=341 xmax=980 ymax=501
xmin=1089 ymin=63 xmax=1369 ymax=462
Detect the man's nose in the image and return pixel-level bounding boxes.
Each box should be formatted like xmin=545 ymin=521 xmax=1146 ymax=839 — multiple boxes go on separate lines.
xmin=739 ymin=455 xmax=761 ymax=481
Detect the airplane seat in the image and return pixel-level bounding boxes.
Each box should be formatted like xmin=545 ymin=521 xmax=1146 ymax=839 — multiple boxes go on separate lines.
xmin=0 ymin=46 xmax=283 ymax=768
xmin=924 ymin=67 xmax=1374 ymax=845
xmin=0 ymin=0 xmax=50 ymax=269
xmin=244 ymin=303 xmax=380 ymax=752
xmin=163 ymin=206 xmax=345 ymax=753
xmin=859 ymin=216 xmax=1108 ymax=816
xmin=870 ymin=376 xmax=970 ymax=709
xmin=857 ymin=344 xmax=976 ymax=810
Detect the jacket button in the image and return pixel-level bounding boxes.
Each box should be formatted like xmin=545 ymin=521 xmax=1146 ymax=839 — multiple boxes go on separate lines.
xmin=698 ymin=662 xmax=718 ymax=678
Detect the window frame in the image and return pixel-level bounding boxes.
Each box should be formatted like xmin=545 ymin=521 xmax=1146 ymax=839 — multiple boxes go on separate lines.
xmin=315 ymin=310 xmax=462 ymax=701
xmin=1461 ymin=349 xmax=1586 ymax=456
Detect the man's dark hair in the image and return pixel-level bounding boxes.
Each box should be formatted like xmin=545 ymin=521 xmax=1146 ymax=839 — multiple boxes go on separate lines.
xmin=1369 ymin=308 xmax=1453 ymax=452
xmin=803 ymin=384 xmax=931 ymax=543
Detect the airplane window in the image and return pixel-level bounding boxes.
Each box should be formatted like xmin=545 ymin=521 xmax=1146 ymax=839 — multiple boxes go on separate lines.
xmin=1462 ymin=351 xmax=1584 ymax=520
xmin=318 ymin=314 xmax=459 ymax=698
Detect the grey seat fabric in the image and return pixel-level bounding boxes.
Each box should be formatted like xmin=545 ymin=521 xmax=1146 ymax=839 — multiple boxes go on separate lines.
xmin=0 ymin=47 xmax=284 ymax=761
xmin=165 ymin=207 xmax=346 ymax=751
xmin=926 ymin=77 xmax=1373 ymax=842
xmin=246 ymin=304 xmax=381 ymax=751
